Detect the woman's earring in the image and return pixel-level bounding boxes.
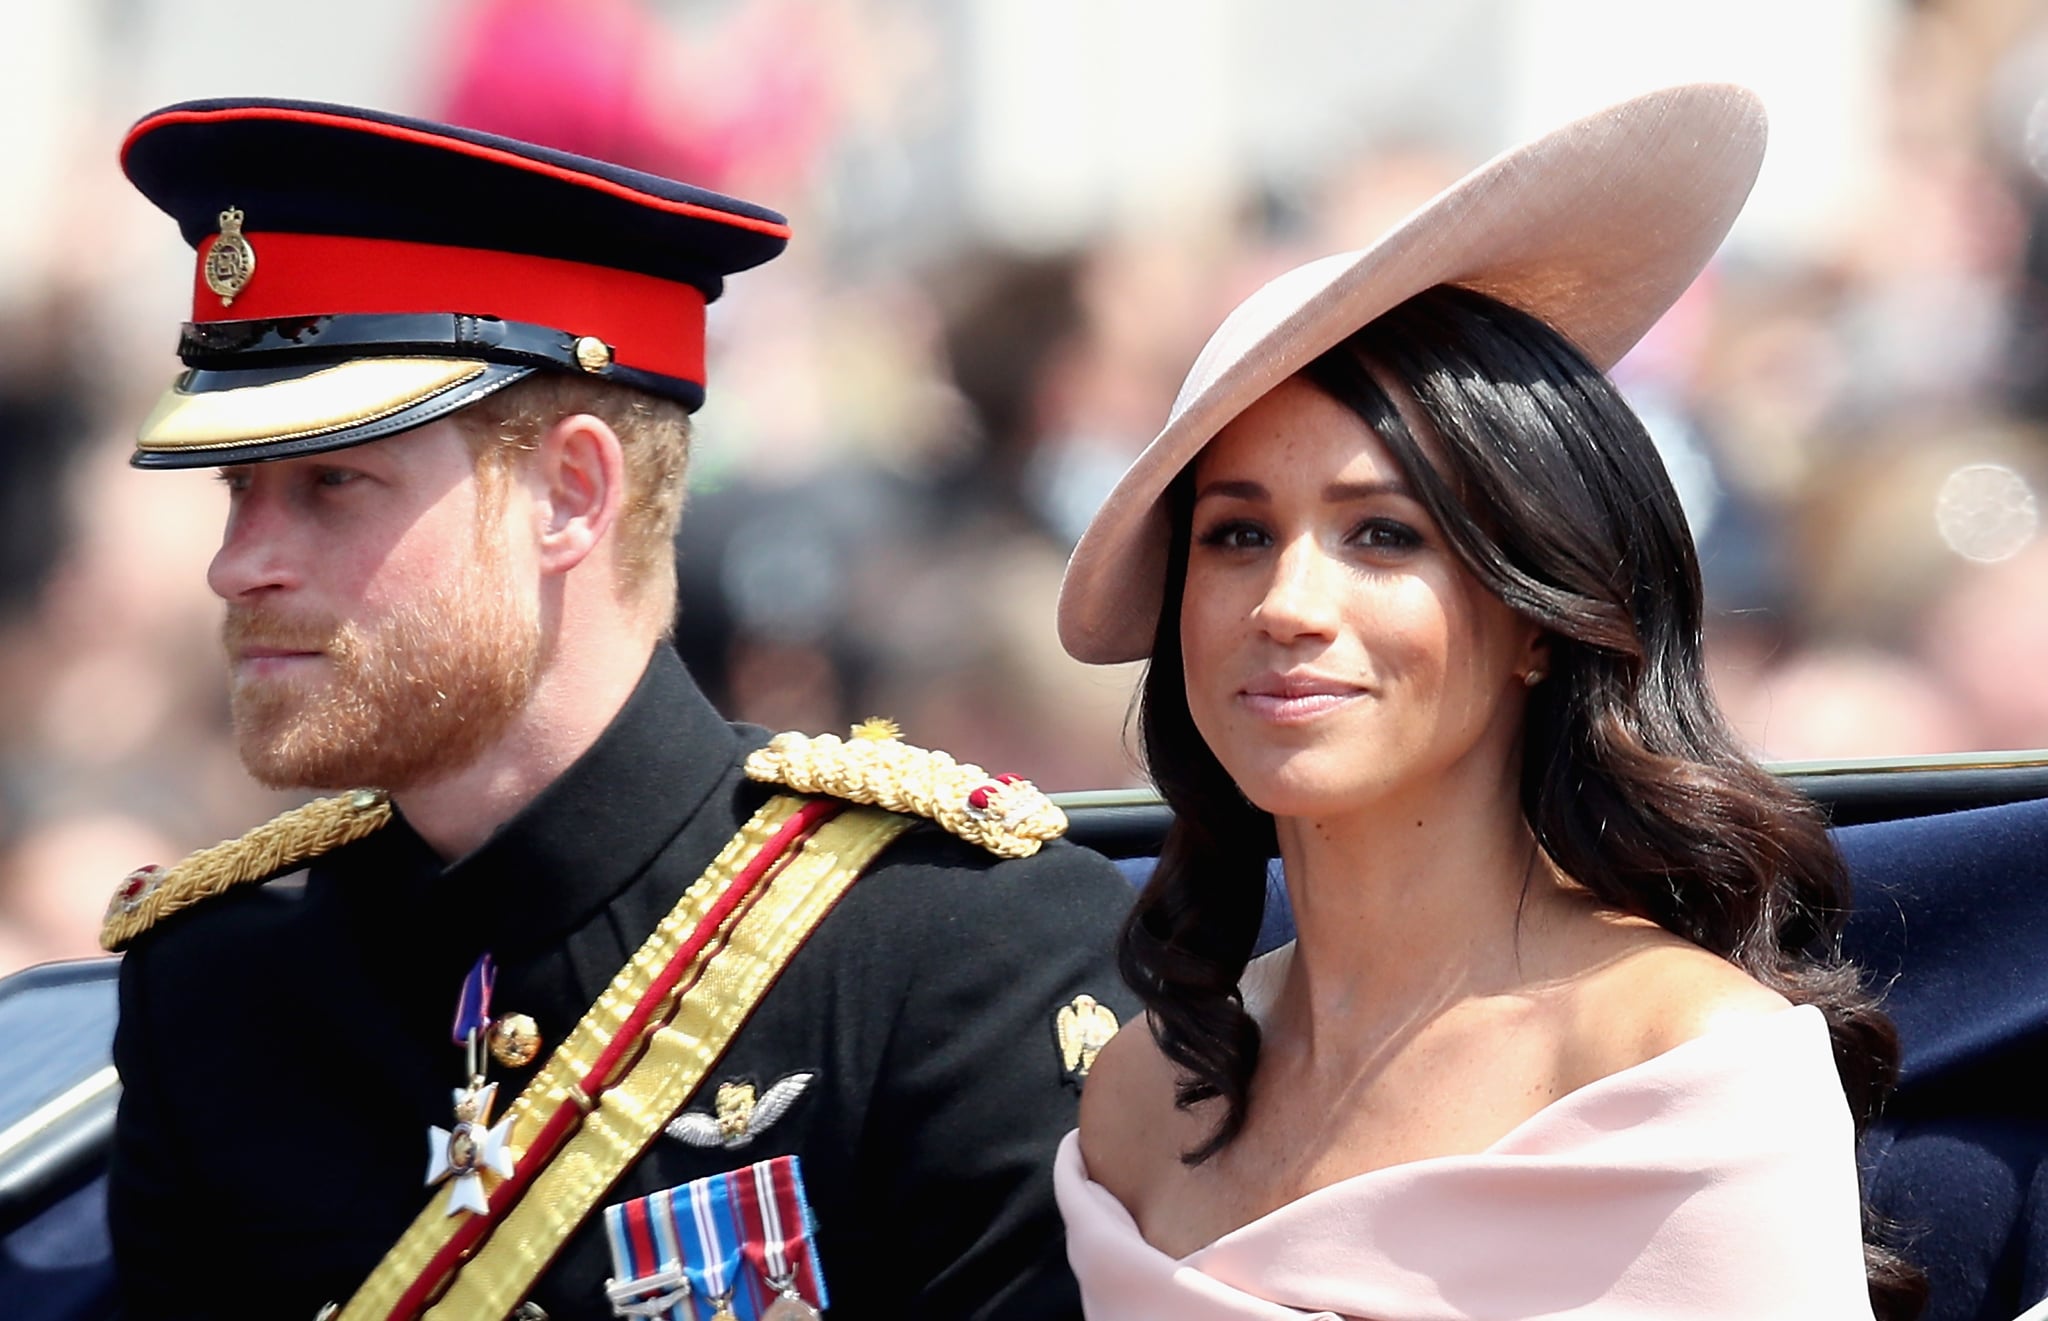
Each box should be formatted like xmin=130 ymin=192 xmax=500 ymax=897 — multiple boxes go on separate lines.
xmin=1522 ymin=669 xmax=1545 ymax=688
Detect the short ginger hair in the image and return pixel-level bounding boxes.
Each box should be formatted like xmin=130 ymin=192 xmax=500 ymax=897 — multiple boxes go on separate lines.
xmin=457 ymin=373 xmax=692 ymax=624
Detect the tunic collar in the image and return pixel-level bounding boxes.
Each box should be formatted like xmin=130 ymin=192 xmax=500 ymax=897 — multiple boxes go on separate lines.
xmin=342 ymin=647 xmax=753 ymax=963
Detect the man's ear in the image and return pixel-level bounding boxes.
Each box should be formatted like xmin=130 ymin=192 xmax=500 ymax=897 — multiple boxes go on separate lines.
xmin=532 ymin=412 xmax=625 ymax=577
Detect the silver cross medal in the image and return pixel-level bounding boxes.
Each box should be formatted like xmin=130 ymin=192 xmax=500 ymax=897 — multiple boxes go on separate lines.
xmin=427 ymin=1030 xmax=517 ymax=1216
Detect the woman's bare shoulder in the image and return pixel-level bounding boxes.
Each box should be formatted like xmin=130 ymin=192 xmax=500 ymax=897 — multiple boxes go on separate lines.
xmin=1078 ymin=1014 xmax=1190 ymax=1204
xmin=1563 ymin=918 xmax=1793 ymax=1082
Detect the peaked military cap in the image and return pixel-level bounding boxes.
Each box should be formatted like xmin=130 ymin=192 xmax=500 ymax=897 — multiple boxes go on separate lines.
xmin=122 ymin=98 xmax=791 ymax=468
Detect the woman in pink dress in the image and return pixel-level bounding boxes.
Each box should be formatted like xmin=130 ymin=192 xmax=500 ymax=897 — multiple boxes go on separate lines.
xmin=1053 ymin=85 xmax=1922 ymax=1321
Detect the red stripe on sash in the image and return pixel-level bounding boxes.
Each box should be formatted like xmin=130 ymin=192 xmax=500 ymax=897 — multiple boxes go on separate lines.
xmin=384 ymin=798 xmax=844 ymax=1320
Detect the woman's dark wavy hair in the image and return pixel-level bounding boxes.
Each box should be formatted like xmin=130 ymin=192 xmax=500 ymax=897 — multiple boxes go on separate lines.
xmin=1126 ymin=284 xmax=1924 ymax=1317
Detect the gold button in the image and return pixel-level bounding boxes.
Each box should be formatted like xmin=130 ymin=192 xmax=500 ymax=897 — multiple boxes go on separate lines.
xmin=572 ymin=336 xmax=613 ymax=373
xmin=489 ymin=1013 xmax=543 ymax=1068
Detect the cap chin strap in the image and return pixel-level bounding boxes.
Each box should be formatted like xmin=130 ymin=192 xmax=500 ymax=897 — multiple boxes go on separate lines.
xmin=177 ymin=309 xmax=708 ymax=403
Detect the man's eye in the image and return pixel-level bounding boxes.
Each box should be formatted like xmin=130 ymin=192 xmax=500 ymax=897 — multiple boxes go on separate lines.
xmin=313 ymin=468 xmax=360 ymax=488
xmin=215 ymin=468 xmax=252 ymax=493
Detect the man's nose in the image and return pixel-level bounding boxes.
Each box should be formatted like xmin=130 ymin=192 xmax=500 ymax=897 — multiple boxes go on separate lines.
xmin=206 ymin=485 xmax=300 ymax=600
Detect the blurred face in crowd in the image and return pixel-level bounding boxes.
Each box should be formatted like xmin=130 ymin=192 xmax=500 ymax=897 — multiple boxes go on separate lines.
xmin=1177 ymin=377 xmax=1540 ymax=822
xmin=208 ymin=418 xmax=542 ymax=791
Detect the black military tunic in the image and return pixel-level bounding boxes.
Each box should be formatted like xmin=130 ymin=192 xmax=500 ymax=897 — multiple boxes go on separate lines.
xmin=107 ymin=649 xmax=1138 ymax=1319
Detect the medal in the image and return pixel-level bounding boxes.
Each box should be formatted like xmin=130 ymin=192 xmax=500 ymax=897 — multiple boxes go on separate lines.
xmin=426 ymin=1082 xmax=516 ymax=1216
xmin=761 ymin=1289 xmax=821 ymax=1320
xmin=733 ymin=1156 xmax=828 ymax=1319
xmin=604 ymin=1157 xmax=829 ymax=1319
xmin=426 ymin=954 xmax=517 ymax=1216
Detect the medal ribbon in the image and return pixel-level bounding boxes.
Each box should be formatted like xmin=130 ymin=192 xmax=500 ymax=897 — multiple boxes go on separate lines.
xmin=602 ymin=1190 xmax=694 ymax=1321
xmin=684 ymin=1173 xmax=745 ymax=1316
xmin=731 ymin=1156 xmax=827 ymax=1312
xmin=451 ymin=953 xmax=496 ymax=1046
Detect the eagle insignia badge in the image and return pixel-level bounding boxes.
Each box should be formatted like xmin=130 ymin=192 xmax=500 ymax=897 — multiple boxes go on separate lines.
xmin=1057 ymin=994 xmax=1119 ymax=1080
xmin=667 ymin=1073 xmax=814 ymax=1150
xmin=204 ymin=206 xmax=257 ymax=306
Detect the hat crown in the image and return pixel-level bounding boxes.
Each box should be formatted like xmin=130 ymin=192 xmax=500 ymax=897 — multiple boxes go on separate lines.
xmin=1171 ymin=252 xmax=1360 ymax=423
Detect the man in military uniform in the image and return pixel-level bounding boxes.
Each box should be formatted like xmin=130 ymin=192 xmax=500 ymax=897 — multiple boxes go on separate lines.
xmin=102 ymin=99 xmax=1136 ymax=1321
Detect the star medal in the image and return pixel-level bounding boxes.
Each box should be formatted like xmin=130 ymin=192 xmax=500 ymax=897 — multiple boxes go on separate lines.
xmin=426 ymin=953 xmax=517 ymax=1216
xmin=426 ymin=1081 xmax=516 ymax=1216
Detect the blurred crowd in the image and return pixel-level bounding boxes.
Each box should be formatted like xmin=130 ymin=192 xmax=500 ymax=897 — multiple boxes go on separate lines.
xmin=5 ymin=0 xmax=2048 ymax=974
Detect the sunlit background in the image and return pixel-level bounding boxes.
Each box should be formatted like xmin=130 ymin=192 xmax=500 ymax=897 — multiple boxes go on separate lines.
xmin=4 ymin=0 xmax=2047 ymax=973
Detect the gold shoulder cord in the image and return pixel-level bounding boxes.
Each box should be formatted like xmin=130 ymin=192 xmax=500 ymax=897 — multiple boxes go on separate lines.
xmin=100 ymin=790 xmax=392 ymax=951
xmin=338 ymin=795 xmax=912 ymax=1321
xmin=744 ymin=719 xmax=1067 ymax=859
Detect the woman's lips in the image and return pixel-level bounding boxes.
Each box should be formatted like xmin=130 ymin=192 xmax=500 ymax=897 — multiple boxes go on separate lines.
xmin=1238 ymin=674 xmax=1367 ymax=723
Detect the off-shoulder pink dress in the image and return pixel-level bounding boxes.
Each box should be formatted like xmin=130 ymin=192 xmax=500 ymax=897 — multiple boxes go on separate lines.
xmin=1055 ymin=958 xmax=1875 ymax=1320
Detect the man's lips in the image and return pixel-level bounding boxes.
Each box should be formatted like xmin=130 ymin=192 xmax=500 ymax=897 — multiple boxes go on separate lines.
xmin=233 ymin=646 xmax=321 ymax=660
xmin=230 ymin=645 xmax=326 ymax=676
xmin=1238 ymin=672 xmax=1367 ymax=722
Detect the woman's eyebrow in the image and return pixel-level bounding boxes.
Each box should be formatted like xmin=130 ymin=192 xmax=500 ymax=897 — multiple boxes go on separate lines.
xmin=1193 ymin=477 xmax=1414 ymax=503
xmin=1192 ymin=478 xmax=1267 ymax=503
xmin=1324 ymin=479 xmax=1412 ymax=502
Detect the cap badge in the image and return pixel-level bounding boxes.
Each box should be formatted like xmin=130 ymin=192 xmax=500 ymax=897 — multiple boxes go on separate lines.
xmin=1057 ymin=994 xmax=1120 ymax=1081
xmin=204 ymin=206 xmax=257 ymax=306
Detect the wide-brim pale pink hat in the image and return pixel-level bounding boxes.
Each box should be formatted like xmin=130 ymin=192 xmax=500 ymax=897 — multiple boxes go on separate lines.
xmin=1057 ymin=83 xmax=1767 ymax=664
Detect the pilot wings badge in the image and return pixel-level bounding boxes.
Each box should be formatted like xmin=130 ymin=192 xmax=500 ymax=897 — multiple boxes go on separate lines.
xmin=667 ymin=1073 xmax=814 ymax=1150
xmin=1057 ymin=994 xmax=1120 ymax=1081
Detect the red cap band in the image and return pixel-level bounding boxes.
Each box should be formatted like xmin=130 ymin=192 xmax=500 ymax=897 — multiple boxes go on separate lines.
xmin=191 ymin=231 xmax=707 ymax=384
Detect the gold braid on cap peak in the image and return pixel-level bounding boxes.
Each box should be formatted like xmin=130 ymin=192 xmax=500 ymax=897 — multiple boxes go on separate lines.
xmin=743 ymin=719 xmax=1067 ymax=859
xmin=100 ymin=789 xmax=393 ymax=952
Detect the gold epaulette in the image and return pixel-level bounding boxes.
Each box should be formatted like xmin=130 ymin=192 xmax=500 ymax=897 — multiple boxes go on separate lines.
xmin=99 ymin=789 xmax=393 ymax=952
xmin=743 ymin=718 xmax=1067 ymax=859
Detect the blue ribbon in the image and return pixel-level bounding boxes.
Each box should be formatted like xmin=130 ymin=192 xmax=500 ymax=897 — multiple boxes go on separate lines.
xmin=451 ymin=952 xmax=495 ymax=1047
xmin=679 ymin=1172 xmax=747 ymax=1317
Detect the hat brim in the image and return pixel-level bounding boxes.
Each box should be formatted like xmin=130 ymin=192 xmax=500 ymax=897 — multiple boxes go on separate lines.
xmin=1056 ymin=83 xmax=1767 ymax=664
xmin=132 ymin=357 xmax=531 ymax=468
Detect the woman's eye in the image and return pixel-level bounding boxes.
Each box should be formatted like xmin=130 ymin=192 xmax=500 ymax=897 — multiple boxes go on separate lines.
xmin=1195 ymin=520 xmax=1269 ymax=551
xmin=1353 ymin=518 xmax=1422 ymax=551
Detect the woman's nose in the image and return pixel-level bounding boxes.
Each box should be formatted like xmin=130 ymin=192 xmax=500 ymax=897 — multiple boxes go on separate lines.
xmin=1251 ymin=538 xmax=1340 ymax=643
